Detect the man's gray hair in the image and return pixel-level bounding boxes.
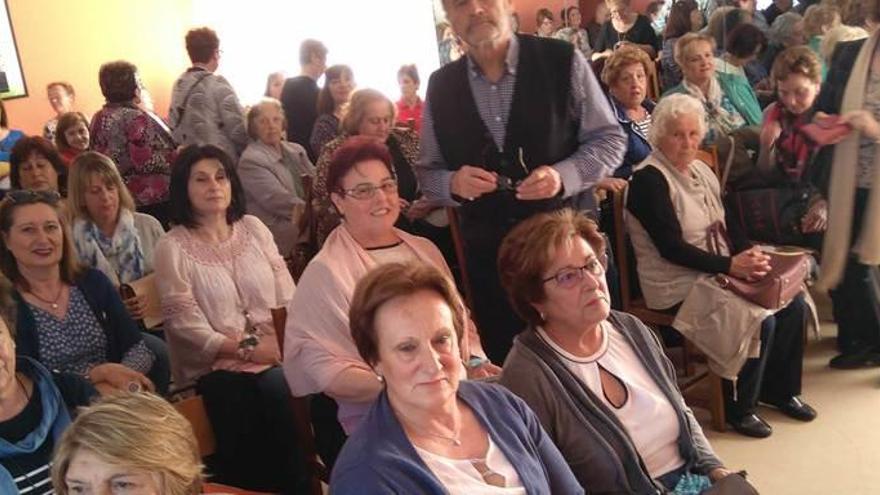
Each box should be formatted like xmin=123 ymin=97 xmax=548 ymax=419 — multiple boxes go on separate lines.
xmin=648 ymin=94 xmax=707 ymax=148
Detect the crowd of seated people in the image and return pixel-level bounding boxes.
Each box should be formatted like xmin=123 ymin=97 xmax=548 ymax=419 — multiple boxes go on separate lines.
xmin=1 ymin=0 xmax=880 ymax=492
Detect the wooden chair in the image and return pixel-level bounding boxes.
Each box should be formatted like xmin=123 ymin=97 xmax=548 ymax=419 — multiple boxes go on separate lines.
xmin=612 ymin=186 xmax=726 ymax=432
xmin=271 ymin=307 xmax=329 ymax=492
xmin=648 ymin=58 xmax=662 ymax=101
xmin=172 ymin=396 xmax=271 ymax=495
xmin=446 ymin=207 xmax=476 ymax=311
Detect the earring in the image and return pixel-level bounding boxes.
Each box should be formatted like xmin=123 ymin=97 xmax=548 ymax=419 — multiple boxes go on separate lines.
xmin=376 ymin=374 xmax=384 ymax=383
xmin=539 ymin=311 xmax=546 ymax=322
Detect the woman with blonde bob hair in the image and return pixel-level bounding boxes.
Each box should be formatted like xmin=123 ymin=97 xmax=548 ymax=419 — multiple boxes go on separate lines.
xmin=68 ymin=151 xmax=164 ymax=292
xmin=497 ymin=208 xmax=743 ymax=492
xmin=51 ymin=392 xmax=203 ymax=495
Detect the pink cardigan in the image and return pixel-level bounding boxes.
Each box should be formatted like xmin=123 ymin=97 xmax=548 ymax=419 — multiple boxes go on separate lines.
xmin=155 ymin=215 xmax=295 ymax=388
xmin=283 ymin=225 xmax=486 ymax=433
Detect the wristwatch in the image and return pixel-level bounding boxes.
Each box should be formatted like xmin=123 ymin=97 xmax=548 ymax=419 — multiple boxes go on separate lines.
xmin=237 ymin=333 xmax=260 ymax=361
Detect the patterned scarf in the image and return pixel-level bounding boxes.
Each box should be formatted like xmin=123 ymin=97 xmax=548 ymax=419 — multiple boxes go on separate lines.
xmin=73 ymin=209 xmax=145 ymax=285
xmin=681 ymin=78 xmax=745 ymax=140
xmin=765 ymin=103 xmax=819 ymax=183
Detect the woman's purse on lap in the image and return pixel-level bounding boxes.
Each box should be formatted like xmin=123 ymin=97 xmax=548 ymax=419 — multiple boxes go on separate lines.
xmin=708 ymin=222 xmax=809 ymax=310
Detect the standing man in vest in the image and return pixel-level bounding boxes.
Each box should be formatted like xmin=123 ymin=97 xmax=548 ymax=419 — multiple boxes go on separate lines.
xmin=418 ymin=0 xmax=626 ymax=363
xmin=281 ymin=39 xmax=328 ymax=161
xmin=168 ymin=27 xmax=248 ymax=161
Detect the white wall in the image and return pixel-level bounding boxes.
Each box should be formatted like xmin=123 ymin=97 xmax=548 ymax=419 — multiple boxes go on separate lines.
xmin=191 ymin=0 xmax=441 ymax=105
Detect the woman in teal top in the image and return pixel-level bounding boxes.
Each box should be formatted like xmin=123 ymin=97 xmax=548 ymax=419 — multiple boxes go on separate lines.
xmin=715 ymin=24 xmax=767 ymax=127
xmin=0 ymin=99 xmax=24 ymax=164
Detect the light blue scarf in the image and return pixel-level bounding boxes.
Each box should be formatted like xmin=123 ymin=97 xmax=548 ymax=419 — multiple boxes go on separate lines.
xmin=73 ymin=209 xmax=145 ymax=285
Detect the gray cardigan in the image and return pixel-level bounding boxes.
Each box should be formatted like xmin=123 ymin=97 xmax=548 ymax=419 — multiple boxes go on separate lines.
xmin=499 ymin=310 xmax=722 ymax=494
xmin=238 ymin=140 xmax=315 ymax=257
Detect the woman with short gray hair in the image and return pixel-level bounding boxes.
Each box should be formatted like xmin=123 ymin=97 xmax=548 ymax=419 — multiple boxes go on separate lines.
xmin=238 ymin=98 xmax=315 ymax=258
xmin=626 ymin=94 xmax=815 ymax=439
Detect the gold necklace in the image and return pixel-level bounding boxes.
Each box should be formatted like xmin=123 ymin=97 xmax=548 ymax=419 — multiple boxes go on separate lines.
xmin=28 ymin=284 xmax=64 ymax=310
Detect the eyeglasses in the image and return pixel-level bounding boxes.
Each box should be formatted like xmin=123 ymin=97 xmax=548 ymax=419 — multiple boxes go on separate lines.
xmin=3 ymin=189 xmax=61 ymax=205
xmin=339 ymin=179 xmax=398 ymax=200
xmin=542 ymin=255 xmax=607 ymax=289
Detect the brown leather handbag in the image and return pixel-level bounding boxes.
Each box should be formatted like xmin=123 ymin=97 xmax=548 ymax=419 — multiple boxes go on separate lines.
xmin=708 ymin=222 xmax=810 ymax=311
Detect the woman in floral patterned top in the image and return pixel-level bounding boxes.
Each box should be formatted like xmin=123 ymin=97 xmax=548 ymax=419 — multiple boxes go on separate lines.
xmin=90 ymin=61 xmax=176 ymax=226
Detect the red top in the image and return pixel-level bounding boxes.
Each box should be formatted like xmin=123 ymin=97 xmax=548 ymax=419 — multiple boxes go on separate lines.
xmin=395 ymin=97 xmax=423 ymax=133
xmin=59 ymin=147 xmax=82 ymax=167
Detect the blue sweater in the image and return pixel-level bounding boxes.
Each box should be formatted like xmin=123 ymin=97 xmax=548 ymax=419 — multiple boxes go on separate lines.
xmin=0 ymin=357 xmax=72 ymax=493
xmin=330 ymin=381 xmax=584 ymax=494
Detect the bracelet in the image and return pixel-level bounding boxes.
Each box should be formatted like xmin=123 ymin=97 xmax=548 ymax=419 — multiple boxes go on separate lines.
xmin=237 ymin=345 xmax=255 ymax=362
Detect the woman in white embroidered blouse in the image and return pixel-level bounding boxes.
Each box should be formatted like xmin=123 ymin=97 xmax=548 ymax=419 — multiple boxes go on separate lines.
xmin=153 ymin=144 xmax=306 ymax=493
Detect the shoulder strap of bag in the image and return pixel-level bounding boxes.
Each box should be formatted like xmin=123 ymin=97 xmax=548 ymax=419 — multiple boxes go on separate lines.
xmin=173 ymin=72 xmax=212 ymax=127
xmin=719 ymin=134 xmax=736 ymax=194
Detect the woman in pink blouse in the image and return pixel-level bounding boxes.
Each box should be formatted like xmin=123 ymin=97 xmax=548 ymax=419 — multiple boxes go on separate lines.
xmin=153 ymin=145 xmax=306 ymax=493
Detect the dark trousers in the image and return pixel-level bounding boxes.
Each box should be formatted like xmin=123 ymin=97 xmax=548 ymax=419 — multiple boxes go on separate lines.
xmin=465 ymin=241 xmax=526 ymax=364
xmin=724 ymin=294 xmax=806 ymax=419
xmin=198 ymin=367 xmax=308 ymax=494
xmin=310 ymin=393 xmax=347 ymax=471
xmin=830 ymin=188 xmax=880 ymax=354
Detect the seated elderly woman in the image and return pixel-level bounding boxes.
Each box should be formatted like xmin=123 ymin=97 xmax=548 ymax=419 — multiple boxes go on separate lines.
xmin=0 ymin=275 xmax=95 ymax=495
xmin=331 ymin=262 xmax=582 ymax=494
xmin=239 ymin=98 xmax=315 ymax=259
xmin=625 ymin=94 xmax=815 ymax=438
xmin=310 ymin=64 xmax=355 ymax=157
xmin=0 ymin=190 xmax=167 ymax=395
xmin=497 ymin=209 xmax=749 ymax=492
xmin=313 ymin=88 xmax=437 ymax=247
xmin=153 ymin=145 xmax=305 ymax=493
xmin=51 ymin=393 xmax=203 ymax=495
xmin=10 ymin=137 xmax=67 ymax=195
xmin=54 ymin=112 xmax=91 ymax=166
xmin=602 ymin=45 xmax=655 ymax=181
xmin=749 ymin=46 xmax=826 ymax=249
xmin=665 ymin=33 xmax=748 ymax=143
xmin=68 ymin=152 xmax=165 ymax=320
xmin=284 ymin=136 xmax=494 ymax=436
xmin=90 ymin=61 xmax=176 ymax=226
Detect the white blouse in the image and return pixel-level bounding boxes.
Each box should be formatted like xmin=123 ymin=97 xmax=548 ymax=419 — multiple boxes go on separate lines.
xmin=537 ymin=321 xmax=685 ymax=479
xmin=414 ymin=436 xmax=526 ymax=494
xmin=154 ymin=215 xmax=295 ymax=387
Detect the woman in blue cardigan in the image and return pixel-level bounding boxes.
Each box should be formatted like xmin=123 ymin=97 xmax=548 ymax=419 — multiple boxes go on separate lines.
xmin=0 ymin=190 xmax=169 ymax=395
xmin=331 ymin=262 xmax=583 ymax=494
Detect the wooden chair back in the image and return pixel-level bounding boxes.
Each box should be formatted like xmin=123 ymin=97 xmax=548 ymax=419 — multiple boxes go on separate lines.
xmin=446 ymin=207 xmax=476 ymax=311
xmin=173 ymin=394 xmax=216 ymax=457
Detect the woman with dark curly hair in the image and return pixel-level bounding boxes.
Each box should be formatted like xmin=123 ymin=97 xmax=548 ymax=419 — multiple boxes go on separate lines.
xmin=9 ymin=136 xmax=67 ymax=196
xmin=90 ymin=60 xmax=176 ymax=225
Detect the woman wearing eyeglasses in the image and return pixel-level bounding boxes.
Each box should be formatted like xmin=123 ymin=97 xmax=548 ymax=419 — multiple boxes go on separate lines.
xmin=284 ymin=136 xmax=495 ymax=466
xmin=311 ymin=89 xmax=445 ymax=251
xmin=0 ymin=190 xmax=164 ymax=397
xmin=497 ymin=208 xmax=748 ymax=493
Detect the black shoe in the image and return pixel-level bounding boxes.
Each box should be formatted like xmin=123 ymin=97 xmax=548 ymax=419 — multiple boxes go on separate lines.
xmin=766 ymin=396 xmax=817 ymax=422
xmin=728 ymin=413 xmax=772 ymax=438
xmin=829 ymin=350 xmax=880 ymax=369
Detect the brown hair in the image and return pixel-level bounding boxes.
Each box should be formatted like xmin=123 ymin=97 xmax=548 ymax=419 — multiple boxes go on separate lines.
xmin=340 ymin=89 xmax=395 ymax=136
xmin=185 ymin=27 xmax=219 ymax=64
xmin=771 ymin=45 xmax=822 ymax=85
xmin=67 ymin=151 xmax=137 ymax=221
xmin=397 ymin=64 xmax=420 ymax=85
xmin=98 ymin=60 xmax=139 ymax=103
xmin=497 ymin=209 xmax=606 ymax=326
xmin=52 ymin=393 xmax=203 ymax=495
xmin=664 ymin=0 xmax=699 ymax=39
xmin=0 ymin=192 xmax=82 ymax=292
xmin=349 ymin=262 xmax=465 ymax=367
xmin=9 ymin=136 xmax=67 ymax=194
xmin=601 ymin=45 xmax=654 ymax=87
xmin=317 ymin=65 xmax=354 ymax=116
xmin=54 ymin=112 xmax=89 ymax=152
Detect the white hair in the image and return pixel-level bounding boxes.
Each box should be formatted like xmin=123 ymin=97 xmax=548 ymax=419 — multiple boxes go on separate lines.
xmin=648 ymin=94 xmax=707 ymax=148
xmin=768 ymin=12 xmax=803 ymax=46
